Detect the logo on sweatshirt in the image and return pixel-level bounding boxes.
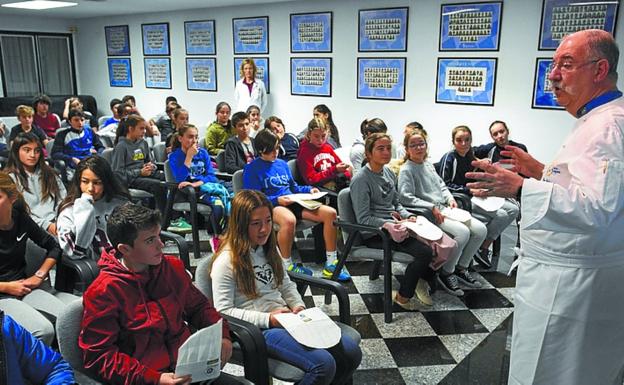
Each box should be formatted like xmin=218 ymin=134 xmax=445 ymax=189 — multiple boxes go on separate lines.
xmin=16 ymin=233 xmax=27 ymax=242
xmin=254 ymin=263 xmax=274 ymax=285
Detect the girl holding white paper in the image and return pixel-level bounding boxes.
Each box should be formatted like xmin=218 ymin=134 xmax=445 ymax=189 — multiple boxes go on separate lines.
xmin=210 ymin=190 xmax=361 ymax=385
xmin=398 ymin=127 xmax=487 ymax=296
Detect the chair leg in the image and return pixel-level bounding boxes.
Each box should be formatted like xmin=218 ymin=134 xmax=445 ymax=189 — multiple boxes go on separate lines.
xmin=493 ymin=236 xmax=501 ymax=258
xmin=189 ymin=198 xmax=202 ymax=260
xmin=383 ymin=250 xmax=393 ymax=323
xmin=369 ymin=261 xmax=381 ymax=281
xmin=312 ymin=224 xmax=326 ymax=264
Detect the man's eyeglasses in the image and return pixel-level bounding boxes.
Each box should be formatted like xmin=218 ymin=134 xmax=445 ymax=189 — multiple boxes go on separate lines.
xmin=551 ymin=59 xmax=599 ymax=73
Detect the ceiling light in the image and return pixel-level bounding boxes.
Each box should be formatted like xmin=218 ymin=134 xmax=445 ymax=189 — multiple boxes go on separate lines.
xmin=1 ymin=1 xmax=77 ymax=10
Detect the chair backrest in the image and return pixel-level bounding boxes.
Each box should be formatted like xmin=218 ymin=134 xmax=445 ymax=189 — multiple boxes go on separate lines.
xmin=164 ymin=159 xmax=175 ymax=183
xmin=45 ymin=139 xmax=55 ymax=155
xmin=101 ymin=147 xmax=113 ymax=164
xmin=287 ymin=159 xmax=304 ymax=185
xmin=152 ymin=142 xmax=167 ymax=162
xmin=216 ymin=151 xmax=226 ymax=172
xmin=337 ymin=188 xmax=362 ymax=246
xmin=232 ymin=170 xmax=244 ymax=193
xmin=195 ymin=256 xmax=213 ymax=300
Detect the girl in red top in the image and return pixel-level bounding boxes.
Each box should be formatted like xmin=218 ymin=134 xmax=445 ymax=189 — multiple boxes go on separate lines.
xmin=296 ymin=118 xmax=351 ymax=192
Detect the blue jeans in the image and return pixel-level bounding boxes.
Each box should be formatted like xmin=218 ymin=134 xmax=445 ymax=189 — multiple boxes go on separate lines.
xmin=263 ymin=328 xmax=361 ymax=385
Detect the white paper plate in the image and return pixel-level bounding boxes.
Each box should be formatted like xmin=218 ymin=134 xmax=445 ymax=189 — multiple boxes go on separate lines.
xmin=471 ymin=196 xmax=505 ymax=212
xmin=441 ymin=207 xmax=472 ymax=224
xmin=403 ymin=216 xmax=444 ymax=241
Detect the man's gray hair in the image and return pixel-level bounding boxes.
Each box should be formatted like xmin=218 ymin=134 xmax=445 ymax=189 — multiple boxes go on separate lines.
xmin=585 ymin=29 xmax=619 ymax=82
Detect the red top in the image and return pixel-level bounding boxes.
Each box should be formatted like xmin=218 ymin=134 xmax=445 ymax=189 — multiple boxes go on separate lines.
xmin=80 ymin=250 xmax=229 ymax=385
xmin=297 ymin=139 xmax=351 ymax=185
xmin=33 ymin=113 xmax=60 ymax=138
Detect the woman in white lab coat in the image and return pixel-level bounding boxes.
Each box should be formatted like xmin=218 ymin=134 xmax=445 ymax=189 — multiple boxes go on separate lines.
xmin=234 ymin=58 xmax=267 ymax=113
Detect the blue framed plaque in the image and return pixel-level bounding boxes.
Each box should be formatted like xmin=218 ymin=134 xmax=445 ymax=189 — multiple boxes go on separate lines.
xmin=144 ymin=58 xmax=171 ymax=89
xmin=357 ymin=58 xmax=406 ymax=101
xmin=290 ymin=57 xmax=332 ymax=97
xmin=185 ymin=20 xmax=216 ymax=55
xmin=539 ymin=0 xmax=619 ymax=50
xmin=233 ymin=16 xmax=269 ymax=54
xmin=186 ymin=58 xmax=217 ymax=92
xmin=532 ymin=58 xmax=564 ymax=110
xmin=439 ymin=2 xmax=503 ymax=51
xmin=234 ymin=57 xmax=270 ymax=94
xmin=436 ymin=58 xmax=497 ymax=106
xmin=358 ymin=7 xmax=408 ymax=52
xmin=107 ymin=58 xmax=132 ymax=87
xmin=105 ymin=25 xmax=130 ymax=56
xmin=142 ymin=22 xmax=170 ymax=56
xmin=290 ymin=12 xmax=332 ymax=53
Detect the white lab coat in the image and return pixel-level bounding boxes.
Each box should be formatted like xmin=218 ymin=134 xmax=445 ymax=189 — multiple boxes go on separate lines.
xmin=509 ymin=96 xmax=624 ymax=385
xmin=234 ymin=78 xmax=267 ymax=113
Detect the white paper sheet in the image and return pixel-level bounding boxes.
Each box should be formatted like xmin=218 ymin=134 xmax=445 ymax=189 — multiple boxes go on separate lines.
xmin=471 ymin=196 xmax=505 ymax=212
xmin=274 ymin=307 xmax=341 ymax=349
xmin=285 ymin=192 xmax=328 ymax=201
xmin=175 ymin=319 xmax=222 ymax=383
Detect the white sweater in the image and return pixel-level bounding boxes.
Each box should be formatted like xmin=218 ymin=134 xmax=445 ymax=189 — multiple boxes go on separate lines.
xmin=211 ymin=246 xmax=305 ymax=329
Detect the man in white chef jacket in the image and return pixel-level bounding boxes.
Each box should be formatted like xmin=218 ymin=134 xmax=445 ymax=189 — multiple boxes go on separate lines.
xmin=465 ymin=29 xmax=624 ymax=385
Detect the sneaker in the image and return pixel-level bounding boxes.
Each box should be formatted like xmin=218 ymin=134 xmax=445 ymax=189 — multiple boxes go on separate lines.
xmin=392 ymin=290 xmax=418 ymax=311
xmin=287 ymin=263 xmax=313 ymax=276
xmin=455 ymin=269 xmax=483 ymax=289
xmin=437 ymin=273 xmax=465 ymax=296
xmin=415 ymin=279 xmax=433 ymax=306
xmin=474 ymin=248 xmax=493 ymax=269
xmin=167 ymin=218 xmax=193 ymax=234
xmin=322 ymin=260 xmax=351 ymax=282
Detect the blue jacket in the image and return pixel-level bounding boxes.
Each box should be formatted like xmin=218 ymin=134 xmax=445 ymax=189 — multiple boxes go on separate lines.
xmin=51 ymin=127 xmax=104 ymax=167
xmin=437 ymin=150 xmax=475 ymax=196
xmin=278 ymin=133 xmax=299 ymax=161
xmin=0 ymin=312 xmax=75 ymax=384
xmin=169 ymin=147 xmax=219 ymax=184
xmin=243 ymin=158 xmax=311 ymax=205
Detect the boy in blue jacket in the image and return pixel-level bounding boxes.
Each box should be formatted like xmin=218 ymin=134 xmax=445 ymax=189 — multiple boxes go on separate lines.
xmin=51 ymin=109 xmax=104 ymax=175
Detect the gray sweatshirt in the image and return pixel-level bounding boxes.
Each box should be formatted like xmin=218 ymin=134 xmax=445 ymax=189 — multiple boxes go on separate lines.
xmin=349 ymin=164 xmax=412 ymax=235
xmin=57 ymin=193 xmax=126 ymax=260
xmin=211 ymin=246 xmax=306 ymax=329
xmin=110 ymin=137 xmax=153 ymax=186
xmin=10 ymin=169 xmax=66 ymax=231
xmin=398 ymin=160 xmax=454 ymax=212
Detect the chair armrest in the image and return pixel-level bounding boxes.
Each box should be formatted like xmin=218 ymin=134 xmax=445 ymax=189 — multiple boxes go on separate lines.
xmin=160 ymin=231 xmax=190 ymax=270
xmin=154 ymin=161 xmax=165 ymax=171
xmin=287 ymin=271 xmax=351 ymax=325
xmin=334 ymin=219 xmax=386 ymax=238
xmin=451 ymin=192 xmax=472 ymax=212
xmin=221 ymin=314 xmax=270 ymax=385
xmin=215 ymin=171 xmax=233 ymax=181
xmin=60 ymin=256 xmax=99 ymax=291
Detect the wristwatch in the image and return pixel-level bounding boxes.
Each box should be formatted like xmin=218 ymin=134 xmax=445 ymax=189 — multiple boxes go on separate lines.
xmin=34 ymin=270 xmax=47 ymax=279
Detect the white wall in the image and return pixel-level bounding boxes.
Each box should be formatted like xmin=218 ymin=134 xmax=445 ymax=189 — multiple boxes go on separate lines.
xmin=69 ymin=0 xmax=622 ymax=162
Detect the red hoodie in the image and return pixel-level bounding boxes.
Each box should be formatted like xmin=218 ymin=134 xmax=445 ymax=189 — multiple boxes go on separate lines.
xmin=297 ymin=139 xmax=351 ymax=185
xmin=79 ymin=250 xmax=229 ymax=385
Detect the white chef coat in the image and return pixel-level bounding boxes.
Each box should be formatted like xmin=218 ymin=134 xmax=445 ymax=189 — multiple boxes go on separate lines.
xmin=234 ymin=78 xmax=267 ymax=113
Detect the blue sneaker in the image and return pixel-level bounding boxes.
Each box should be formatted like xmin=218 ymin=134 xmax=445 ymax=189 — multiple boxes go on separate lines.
xmin=323 ymin=260 xmax=351 ymax=282
xmin=287 ymin=263 xmax=313 ymax=276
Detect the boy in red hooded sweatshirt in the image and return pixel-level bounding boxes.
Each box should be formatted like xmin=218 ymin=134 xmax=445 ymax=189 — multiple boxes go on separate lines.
xmin=79 ymin=203 xmax=232 ymax=385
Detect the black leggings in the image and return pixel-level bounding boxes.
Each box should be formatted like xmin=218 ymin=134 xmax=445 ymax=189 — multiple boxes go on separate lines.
xmin=363 ymin=235 xmax=434 ymax=299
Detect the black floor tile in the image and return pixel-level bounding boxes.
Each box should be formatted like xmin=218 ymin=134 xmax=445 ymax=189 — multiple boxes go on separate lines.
xmin=353 ymin=368 xmax=405 ymax=385
xmin=461 ymin=289 xmax=513 ymax=309
xmin=360 ymin=293 xmax=412 ymax=314
xmin=330 ymin=314 xmax=381 ymax=339
xmin=479 ymin=272 xmax=516 ymax=288
xmin=385 ymin=337 xmax=456 ymax=367
xmin=439 ymin=314 xmax=513 ymax=385
xmin=423 ymin=310 xmax=489 ymax=335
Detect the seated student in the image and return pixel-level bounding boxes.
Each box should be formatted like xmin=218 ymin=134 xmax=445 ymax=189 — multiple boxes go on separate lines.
xmin=398 ymin=127 xmax=486 ymax=296
xmin=52 ymin=109 xmax=105 ymax=174
xmin=164 ymin=107 xmax=189 ymax=150
xmin=9 ymin=105 xmax=49 ymax=149
xmin=395 ymin=121 xmax=424 ymax=160
xmin=0 ymin=172 xmax=77 ymax=346
xmin=473 ymin=120 xmax=528 ymax=165
xmin=298 ymin=105 xmax=341 ymax=149
xmin=32 ymin=94 xmax=60 ymax=139
xmin=205 ymin=102 xmax=234 ymax=156
xmin=350 ymin=118 xmax=387 ymax=174
xmin=111 ymin=114 xmax=167 ymax=214
xmin=169 ymin=124 xmax=231 ymax=250
xmin=6 ymin=133 xmax=66 ymax=236
xmin=350 ymin=133 xmax=435 ymax=309
xmin=298 ymin=117 xmax=352 ymax=192
xmin=224 ymin=111 xmax=256 ymax=174
xmin=264 ymin=115 xmax=299 ymax=161
xmin=211 ymin=190 xmax=361 ymax=385
xmin=57 ymin=156 xmax=129 ymax=261
xmin=61 ymin=97 xmax=96 ymax=131
xmin=243 ymin=129 xmax=350 ymax=281
xmin=79 ymin=203 xmax=232 ymax=385
xmin=246 ymin=104 xmax=262 ymax=138
xmin=0 ymin=311 xmax=75 ymax=384
xmin=0 ymin=119 xmax=10 ymax=159
xmin=150 ymin=96 xmax=178 ymax=141
xmin=438 ymin=125 xmax=519 ymax=268
xmin=96 ymin=98 xmax=123 ymax=140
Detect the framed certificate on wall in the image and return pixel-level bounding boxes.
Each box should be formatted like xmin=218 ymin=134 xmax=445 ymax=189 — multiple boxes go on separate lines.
xmin=290 ymin=57 xmax=332 ymax=97
xmin=357 ymin=58 xmax=406 ymax=101
xmin=358 ymin=7 xmax=408 ymax=52
xmin=232 ymin=16 xmax=269 ymax=54
xmin=186 ymin=58 xmax=217 ymax=92
xmin=439 ymin=2 xmax=503 ymax=51
xmin=142 ymin=22 xmax=170 ymax=56
xmin=185 ymin=20 xmax=216 ymax=55
xmin=105 ymin=25 xmax=130 ymax=56
xmin=532 ymin=58 xmax=564 ymax=109
xmin=436 ymin=57 xmax=497 ymax=106
xmin=234 ymin=57 xmax=270 ymax=94
xmin=107 ymin=58 xmax=132 ymax=87
xmin=144 ymin=57 xmax=171 ymax=89
xmin=290 ymin=12 xmax=332 ymax=53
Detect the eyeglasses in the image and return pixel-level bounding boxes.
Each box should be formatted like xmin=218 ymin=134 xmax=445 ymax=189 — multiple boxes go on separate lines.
xmin=408 ymin=142 xmax=427 ymax=149
xmin=551 ymin=58 xmax=599 ymax=73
